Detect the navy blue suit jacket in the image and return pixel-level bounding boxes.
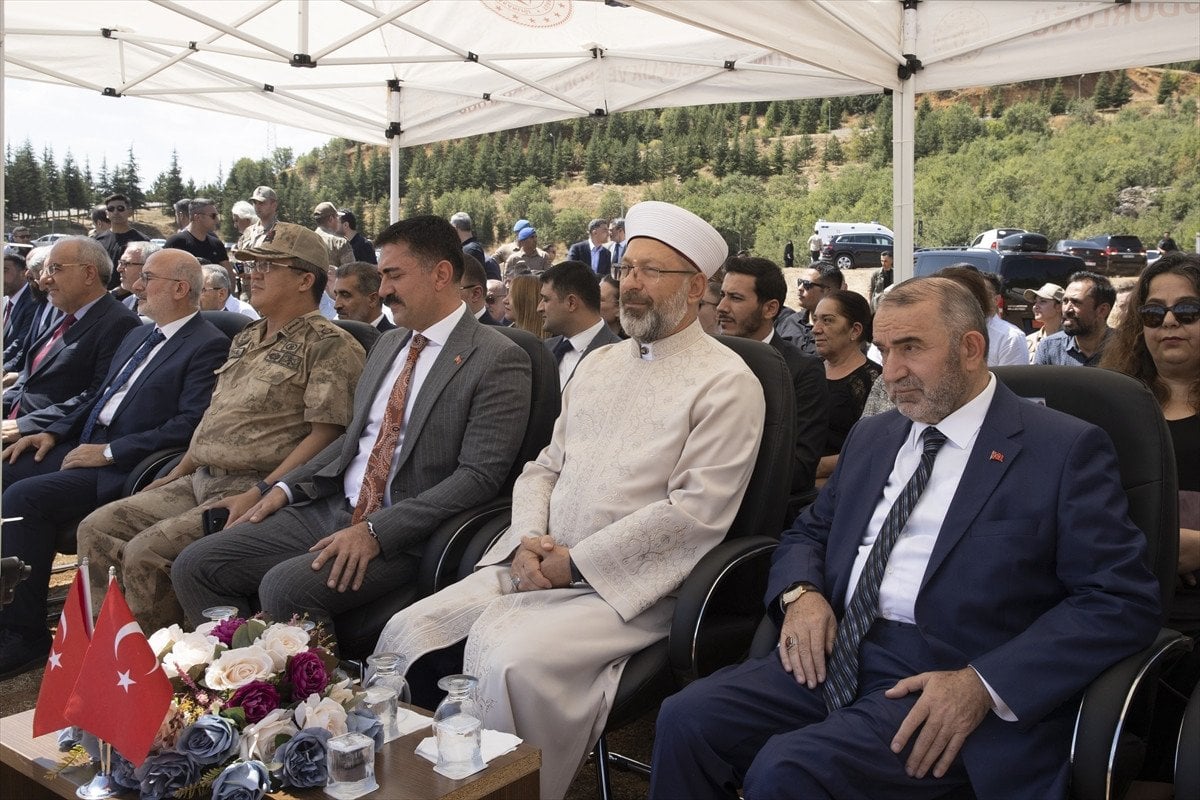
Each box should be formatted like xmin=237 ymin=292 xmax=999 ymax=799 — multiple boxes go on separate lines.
xmin=4 ymin=293 xmax=141 ymax=433
xmin=767 ymin=381 xmax=1160 ymax=798
xmin=43 ymin=315 xmax=229 ymax=496
xmin=544 ymin=324 xmax=621 ymax=387
xmin=3 ymin=287 xmax=37 ymax=352
xmin=568 ymin=240 xmax=611 ymax=276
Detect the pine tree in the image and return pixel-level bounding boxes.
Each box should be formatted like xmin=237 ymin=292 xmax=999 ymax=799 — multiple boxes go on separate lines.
xmin=123 ymin=146 xmax=145 ymax=209
xmin=1112 ymin=70 xmax=1133 ymax=107
xmin=797 ymin=134 xmax=815 ymax=164
xmin=1093 ymin=72 xmax=1113 ymax=109
xmin=989 ymin=87 xmax=1006 ymax=118
xmin=822 ymin=135 xmax=844 ymax=166
xmin=1157 ymin=72 xmax=1177 ymax=104
xmin=42 ymin=145 xmax=64 ymax=214
xmin=770 ymin=138 xmax=785 ymax=175
xmin=1049 ymin=80 xmax=1068 ymax=114
xmin=6 ymin=140 xmax=45 ymax=218
xmin=61 ymin=151 xmax=90 ymax=214
xmin=786 ymin=141 xmax=803 ymax=175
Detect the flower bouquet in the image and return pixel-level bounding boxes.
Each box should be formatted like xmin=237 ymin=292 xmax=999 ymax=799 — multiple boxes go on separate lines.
xmin=57 ymin=616 xmax=383 ymax=800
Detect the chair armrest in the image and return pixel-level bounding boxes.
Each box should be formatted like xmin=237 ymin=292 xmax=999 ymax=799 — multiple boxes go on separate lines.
xmin=416 ymin=497 xmax=512 ymax=596
xmin=455 ymin=512 xmax=513 ymax=581
xmin=1069 ymin=628 xmax=1194 ymax=800
xmin=121 ymin=448 xmax=186 ymax=496
xmin=668 ymin=535 xmax=778 ymax=685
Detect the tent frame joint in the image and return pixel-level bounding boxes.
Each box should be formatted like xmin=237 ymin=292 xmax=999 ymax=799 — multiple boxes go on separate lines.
xmin=898 ymin=54 xmax=922 ymax=80
xmin=263 ymin=83 xmax=274 ymax=92
xmin=387 ymin=79 xmax=401 ymax=92
xmin=385 ymin=122 xmax=403 ymax=139
xmin=723 ymin=60 xmax=735 ymax=71
xmin=101 ymin=27 xmax=114 ymax=39
xmin=101 ymin=87 xmax=122 ymax=97
xmin=291 ymin=53 xmax=316 ymax=68
xmin=465 ymin=51 xmax=479 ymax=63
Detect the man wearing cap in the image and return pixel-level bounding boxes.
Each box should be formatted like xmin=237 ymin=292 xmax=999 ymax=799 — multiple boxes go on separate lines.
xmin=504 ymin=226 xmax=551 ymax=276
xmin=492 ymin=219 xmax=531 ymax=269
xmin=374 ymin=201 xmax=764 ymax=799
xmin=312 ymin=202 xmax=355 ymax=268
xmin=339 ymin=210 xmax=377 ymax=264
xmin=76 ymin=223 xmax=365 ymax=632
xmin=239 ymin=186 xmax=280 ymax=251
xmin=1024 ymin=283 xmax=1064 ymax=362
xmin=568 ymin=218 xmax=613 ymax=277
xmin=172 ymin=215 xmax=531 ymax=642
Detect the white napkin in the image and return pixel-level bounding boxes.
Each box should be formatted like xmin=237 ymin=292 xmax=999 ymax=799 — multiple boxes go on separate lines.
xmin=415 ymin=728 xmax=523 ymax=776
xmin=395 ymin=709 xmax=434 ymax=737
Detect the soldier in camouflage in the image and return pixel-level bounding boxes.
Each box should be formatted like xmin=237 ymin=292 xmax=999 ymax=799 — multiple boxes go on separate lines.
xmin=77 ymin=223 xmax=366 ymax=632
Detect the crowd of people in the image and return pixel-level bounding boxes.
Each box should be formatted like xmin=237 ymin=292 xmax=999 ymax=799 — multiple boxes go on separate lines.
xmin=0 ymin=189 xmax=1196 ymax=798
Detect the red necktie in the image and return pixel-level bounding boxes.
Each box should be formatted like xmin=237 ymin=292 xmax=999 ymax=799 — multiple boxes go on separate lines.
xmin=350 ymin=333 xmax=428 ymax=524
xmin=9 ymin=314 xmax=77 ymax=420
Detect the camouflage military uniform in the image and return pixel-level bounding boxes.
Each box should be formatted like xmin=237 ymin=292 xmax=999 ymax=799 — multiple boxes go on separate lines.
xmin=236 ymin=219 xmax=275 ymax=253
xmin=314 ymin=227 xmax=354 ymax=267
xmin=77 ymin=311 xmax=365 ymax=631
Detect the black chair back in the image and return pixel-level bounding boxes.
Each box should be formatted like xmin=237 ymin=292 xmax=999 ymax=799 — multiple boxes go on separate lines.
xmin=199 ymin=310 xmax=254 ymax=339
xmin=992 ymin=366 xmax=1178 ymax=608
xmin=333 ymin=319 xmax=381 ymax=355
xmin=490 ymin=326 xmax=561 ymax=491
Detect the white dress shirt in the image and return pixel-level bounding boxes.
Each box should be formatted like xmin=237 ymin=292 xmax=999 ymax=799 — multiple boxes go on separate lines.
xmin=223 ymin=294 xmax=259 ymax=319
xmin=97 ymin=313 xmax=197 ymax=425
xmin=987 ymin=314 xmax=1029 ymax=367
xmin=341 ymin=302 xmax=467 ymax=508
xmin=557 ymin=318 xmax=607 ymax=388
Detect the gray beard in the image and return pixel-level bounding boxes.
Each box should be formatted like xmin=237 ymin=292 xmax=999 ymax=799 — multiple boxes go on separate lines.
xmin=620 ymin=284 xmax=689 ymax=343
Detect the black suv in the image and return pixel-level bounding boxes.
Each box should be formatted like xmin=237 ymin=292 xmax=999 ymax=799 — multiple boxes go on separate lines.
xmin=1089 ymin=235 xmax=1146 ymax=276
xmin=912 ymin=248 xmax=1085 ymax=333
xmin=821 ymin=233 xmax=894 ymax=269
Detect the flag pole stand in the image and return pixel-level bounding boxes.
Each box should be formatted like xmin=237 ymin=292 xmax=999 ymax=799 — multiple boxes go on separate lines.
xmin=75 ymin=739 xmax=117 ymax=799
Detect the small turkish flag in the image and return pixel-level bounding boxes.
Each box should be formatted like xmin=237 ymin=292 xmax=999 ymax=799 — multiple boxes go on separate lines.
xmin=63 ymin=577 xmax=173 ymax=767
xmin=990 ymin=450 xmax=1005 ymax=463
xmin=33 ymin=564 xmax=94 ymax=736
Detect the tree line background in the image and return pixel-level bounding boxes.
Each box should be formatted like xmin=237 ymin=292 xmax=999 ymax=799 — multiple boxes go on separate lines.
xmin=6 ymin=65 xmax=1198 ymax=256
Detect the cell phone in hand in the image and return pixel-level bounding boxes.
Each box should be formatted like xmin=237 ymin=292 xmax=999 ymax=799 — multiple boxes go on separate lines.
xmin=202 ymin=508 xmax=231 ymax=535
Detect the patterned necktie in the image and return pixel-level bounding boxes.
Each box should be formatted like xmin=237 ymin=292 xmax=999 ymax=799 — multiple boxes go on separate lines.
xmin=9 ymin=314 xmax=77 ymax=420
xmin=824 ymin=426 xmax=948 ymax=711
xmin=551 ymin=337 xmax=574 ymax=364
xmin=350 ymin=333 xmax=429 ymax=525
xmin=80 ymin=329 xmax=166 ymax=443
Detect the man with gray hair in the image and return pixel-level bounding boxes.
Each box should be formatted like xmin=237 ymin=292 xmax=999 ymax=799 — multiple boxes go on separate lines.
xmin=651 ymin=276 xmax=1159 ymax=800
xmin=2 ymin=236 xmax=141 ymax=443
xmin=3 ymin=247 xmax=61 ymax=377
xmin=230 ymin=200 xmax=258 ymax=240
xmin=0 ymin=249 xmax=229 ymax=678
xmin=450 ymin=211 xmax=488 ymax=271
xmin=568 ymin=217 xmax=612 ymax=276
xmin=333 ymin=261 xmax=392 ymax=332
xmin=199 ymin=264 xmax=258 ymax=319
xmin=113 ymin=240 xmax=163 ymax=313
xmin=375 ymin=201 xmax=762 ymax=798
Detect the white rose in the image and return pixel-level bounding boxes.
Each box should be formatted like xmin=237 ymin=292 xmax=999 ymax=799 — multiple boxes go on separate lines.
xmin=238 ymin=708 xmax=299 ymax=763
xmin=294 ymin=693 xmax=348 ymax=736
xmin=203 ymin=644 xmax=275 ymax=690
xmin=160 ymin=631 xmax=219 ymax=678
xmin=327 ymin=677 xmax=356 ymax=708
xmin=257 ymin=624 xmax=310 ymax=670
xmin=148 ymin=624 xmax=185 ymax=658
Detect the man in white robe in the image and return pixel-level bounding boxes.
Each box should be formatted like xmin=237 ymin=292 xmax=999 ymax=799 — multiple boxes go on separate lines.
xmin=375 ymin=201 xmax=766 ymax=798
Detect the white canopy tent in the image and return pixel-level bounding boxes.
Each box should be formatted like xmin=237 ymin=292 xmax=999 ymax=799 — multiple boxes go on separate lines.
xmin=4 ymin=0 xmax=1198 ymax=272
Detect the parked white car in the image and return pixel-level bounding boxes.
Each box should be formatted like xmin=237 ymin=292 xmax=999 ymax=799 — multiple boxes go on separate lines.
xmin=812 ymin=219 xmax=894 ymax=247
xmin=969 ymin=228 xmax=1026 ymax=250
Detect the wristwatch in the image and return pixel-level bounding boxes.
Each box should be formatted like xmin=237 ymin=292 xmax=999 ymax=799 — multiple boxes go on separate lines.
xmin=102 ymin=445 xmax=115 ymax=465
xmin=780 ymin=582 xmax=816 ymax=611
xmin=255 ymin=480 xmax=273 ymax=496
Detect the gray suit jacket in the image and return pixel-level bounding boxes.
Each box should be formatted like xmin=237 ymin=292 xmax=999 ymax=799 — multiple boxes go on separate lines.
xmin=281 ymin=311 xmax=532 ymax=559
xmin=544 ymin=323 xmax=621 ymax=387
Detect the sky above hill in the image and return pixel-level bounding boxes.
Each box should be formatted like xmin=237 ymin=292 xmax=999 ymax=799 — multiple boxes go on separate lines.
xmin=4 ymin=78 xmax=330 ymax=189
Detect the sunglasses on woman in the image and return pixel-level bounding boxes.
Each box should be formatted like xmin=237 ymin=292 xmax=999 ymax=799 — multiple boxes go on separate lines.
xmin=1138 ymin=301 xmax=1200 ymax=328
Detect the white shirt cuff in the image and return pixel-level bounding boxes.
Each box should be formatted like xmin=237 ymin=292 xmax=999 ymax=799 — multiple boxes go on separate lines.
xmin=276 ymin=483 xmax=294 ymax=503
xmin=970 ymin=665 xmax=1018 ymax=722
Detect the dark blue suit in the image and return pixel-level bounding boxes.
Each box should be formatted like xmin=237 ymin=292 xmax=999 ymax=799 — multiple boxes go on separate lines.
xmin=568 ymin=240 xmax=611 ymax=277
xmin=3 ymin=293 xmax=141 ymax=434
xmin=651 ymin=382 xmax=1160 ymax=800
xmin=2 ymin=286 xmax=37 ymax=360
xmin=0 ymin=314 xmax=229 ymax=640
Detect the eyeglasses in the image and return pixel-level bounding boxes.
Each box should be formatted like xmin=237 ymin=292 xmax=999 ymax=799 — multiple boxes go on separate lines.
xmin=106 ymin=204 xmax=127 ymax=213
xmin=43 ymin=262 xmax=89 ymax=276
xmin=797 ymin=279 xmax=829 ymax=291
xmin=136 ymin=271 xmax=183 ymax=284
xmin=249 ymin=260 xmax=307 ymax=275
xmin=117 ymin=259 xmax=144 ymax=269
xmin=459 ymin=283 xmax=480 ymax=291
xmin=198 ymin=211 xmax=219 ymax=218
xmin=1138 ymin=301 xmax=1200 ymax=328
xmin=612 ymin=263 xmax=697 ymax=282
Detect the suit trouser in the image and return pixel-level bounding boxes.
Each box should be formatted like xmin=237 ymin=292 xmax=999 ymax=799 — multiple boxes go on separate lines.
xmin=171 ymin=495 xmax=420 ymax=632
xmin=649 ymin=621 xmax=971 ymax=800
xmin=0 ymin=444 xmax=106 ymax=637
xmin=76 ymin=467 xmax=263 ymax=632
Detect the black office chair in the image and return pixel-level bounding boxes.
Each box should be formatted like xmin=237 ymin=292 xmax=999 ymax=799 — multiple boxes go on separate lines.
xmin=591 ymin=335 xmax=795 ymax=798
xmin=333 ymin=319 xmax=381 ymax=355
xmin=332 ymin=325 xmax=560 ymax=658
xmin=745 ymin=366 xmax=1188 ymax=800
xmin=199 ymin=310 xmax=253 ymax=338
xmin=1175 ymin=688 xmax=1200 ymax=798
